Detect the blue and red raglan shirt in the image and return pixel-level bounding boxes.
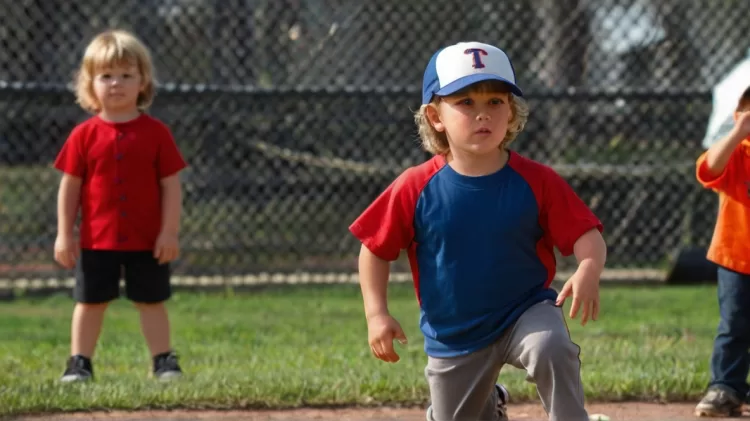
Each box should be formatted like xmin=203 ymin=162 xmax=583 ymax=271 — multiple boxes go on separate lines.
xmin=349 ymin=152 xmax=603 ymax=358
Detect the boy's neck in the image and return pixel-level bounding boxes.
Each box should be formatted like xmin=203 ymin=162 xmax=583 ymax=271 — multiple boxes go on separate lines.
xmin=98 ymin=109 xmax=141 ymax=123
xmin=446 ymin=148 xmax=509 ymax=177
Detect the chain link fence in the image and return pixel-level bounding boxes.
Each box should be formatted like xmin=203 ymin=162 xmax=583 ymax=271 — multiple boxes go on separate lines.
xmin=1 ymin=0 xmax=747 ymax=289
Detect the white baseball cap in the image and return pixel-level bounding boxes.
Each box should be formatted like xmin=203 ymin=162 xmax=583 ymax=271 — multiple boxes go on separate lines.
xmin=421 ymin=41 xmax=523 ymax=105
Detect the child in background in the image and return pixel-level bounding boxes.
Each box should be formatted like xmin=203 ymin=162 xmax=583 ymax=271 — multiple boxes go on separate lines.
xmin=53 ymin=29 xmax=187 ymax=382
xmin=694 ymin=85 xmax=750 ymax=417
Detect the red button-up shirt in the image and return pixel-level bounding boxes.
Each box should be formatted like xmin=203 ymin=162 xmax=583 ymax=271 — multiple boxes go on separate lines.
xmin=54 ymin=114 xmax=188 ymax=251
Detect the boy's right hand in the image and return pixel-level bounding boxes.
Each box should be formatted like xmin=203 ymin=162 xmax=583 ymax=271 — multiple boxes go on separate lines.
xmin=54 ymin=234 xmax=79 ymax=269
xmin=733 ymin=111 xmax=750 ymax=140
xmin=367 ymin=313 xmax=408 ymax=363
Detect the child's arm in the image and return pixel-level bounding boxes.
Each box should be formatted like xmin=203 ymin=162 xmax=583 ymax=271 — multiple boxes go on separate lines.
xmin=159 ymin=174 xmax=181 ymax=235
xmin=154 ymin=174 xmax=181 ymax=264
xmin=359 ymin=244 xmax=392 ymax=319
xmin=54 ymin=174 xmax=82 ymax=269
xmin=555 ymin=228 xmax=607 ymax=325
xmin=358 ymin=244 xmax=408 ymax=363
xmin=349 ymin=169 xmax=419 ymax=363
xmin=702 ymin=111 xmax=750 ymax=178
xmin=572 ymin=228 xmax=607 ymax=276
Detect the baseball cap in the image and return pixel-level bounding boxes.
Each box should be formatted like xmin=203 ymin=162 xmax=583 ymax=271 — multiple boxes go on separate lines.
xmin=421 ymin=41 xmax=523 ymax=105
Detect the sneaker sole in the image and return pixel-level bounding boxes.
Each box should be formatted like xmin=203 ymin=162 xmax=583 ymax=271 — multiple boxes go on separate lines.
xmin=694 ymin=407 xmax=742 ymax=417
xmin=60 ymin=375 xmax=91 ymax=383
xmin=156 ymin=371 xmax=183 ymax=382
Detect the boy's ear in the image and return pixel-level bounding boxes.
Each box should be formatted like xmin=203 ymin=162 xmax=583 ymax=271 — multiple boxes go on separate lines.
xmin=425 ymin=104 xmax=445 ymax=133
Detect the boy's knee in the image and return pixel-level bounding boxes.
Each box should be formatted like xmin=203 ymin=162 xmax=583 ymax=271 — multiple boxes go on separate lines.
xmin=523 ymin=330 xmax=579 ymax=368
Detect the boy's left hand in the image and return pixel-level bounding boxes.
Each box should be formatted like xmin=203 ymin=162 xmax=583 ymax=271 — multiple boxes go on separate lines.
xmin=154 ymin=231 xmax=180 ymax=265
xmin=555 ymin=268 xmax=600 ymax=326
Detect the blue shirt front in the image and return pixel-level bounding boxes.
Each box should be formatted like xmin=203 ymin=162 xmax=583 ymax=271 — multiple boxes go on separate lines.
xmin=349 ymin=153 xmax=603 ymax=358
xmin=413 ymin=163 xmax=556 ymax=356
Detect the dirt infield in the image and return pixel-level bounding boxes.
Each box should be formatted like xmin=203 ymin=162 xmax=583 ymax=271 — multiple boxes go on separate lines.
xmin=10 ymin=403 xmax=749 ymax=421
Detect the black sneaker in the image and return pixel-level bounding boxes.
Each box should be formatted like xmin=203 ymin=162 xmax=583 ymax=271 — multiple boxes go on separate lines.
xmin=60 ymin=355 xmax=93 ymax=383
xmin=495 ymin=384 xmax=510 ymax=421
xmin=153 ymin=351 xmax=182 ymax=381
xmin=695 ymin=386 xmax=744 ymax=417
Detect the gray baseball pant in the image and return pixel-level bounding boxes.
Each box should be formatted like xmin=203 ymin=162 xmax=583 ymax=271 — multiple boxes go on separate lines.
xmin=425 ymin=300 xmax=588 ymax=421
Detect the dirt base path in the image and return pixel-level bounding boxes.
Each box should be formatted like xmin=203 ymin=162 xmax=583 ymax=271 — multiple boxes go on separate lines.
xmin=10 ymin=402 xmax=750 ymax=421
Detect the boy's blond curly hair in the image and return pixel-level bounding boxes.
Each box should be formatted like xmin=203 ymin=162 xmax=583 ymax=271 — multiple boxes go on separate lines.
xmin=74 ymin=29 xmax=156 ymax=114
xmin=415 ymin=80 xmax=529 ymax=155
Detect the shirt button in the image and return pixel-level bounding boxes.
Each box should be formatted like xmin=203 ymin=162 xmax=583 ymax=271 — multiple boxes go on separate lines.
xmin=120 ymin=194 xmax=127 ymax=201
xmin=115 ymin=153 xmax=124 ymax=160
xmin=115 ymin=177 xmax=123 ymax=185
xmin=117 ymin=133 xmax=124 ymax=140
xmin=118 ymin=235 xmax=127 ymax=243
xmin=120 ymin=211 xmax=127 ymax=217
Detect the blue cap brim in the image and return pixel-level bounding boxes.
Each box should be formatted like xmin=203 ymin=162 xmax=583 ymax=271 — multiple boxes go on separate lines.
xmin=435 ymin=74 xmax=523 ymax=98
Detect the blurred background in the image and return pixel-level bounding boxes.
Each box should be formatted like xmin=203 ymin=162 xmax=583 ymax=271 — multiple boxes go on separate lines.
xmin=1 ymin=0 xmax=747 ymax=293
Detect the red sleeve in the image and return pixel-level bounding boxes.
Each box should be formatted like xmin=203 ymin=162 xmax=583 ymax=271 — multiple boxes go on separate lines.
xmin=540 ymin=168 xmax=603 ymax=256
xmin=510 ymin=153 xmax=604 ymax=257
xmin=53 ymin=125 xmax=86 ymax=177
xmin=696 ymin=149 xmax=743 ymax=192
xmin=349 ymin=168 xmax=422 ymax=261
xmin=156 ymin=125 xmax=188 ymax=179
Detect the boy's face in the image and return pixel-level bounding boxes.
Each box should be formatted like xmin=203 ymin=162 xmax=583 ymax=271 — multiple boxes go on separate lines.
xmin=427 ymin=85 xmax=512 ymax=156
xmin=92 ymin=62 xmax=144 ymax=113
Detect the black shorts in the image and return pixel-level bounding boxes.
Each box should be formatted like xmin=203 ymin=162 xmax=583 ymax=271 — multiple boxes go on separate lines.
xmin=74 ymin=249 xmax=171 ymax=304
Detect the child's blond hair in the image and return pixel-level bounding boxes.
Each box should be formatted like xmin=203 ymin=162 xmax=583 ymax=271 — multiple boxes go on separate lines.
xmin=74 ymin=30 xmax=156 ymax=113
xmin=415 ymin=80 xmax=529 ymax=155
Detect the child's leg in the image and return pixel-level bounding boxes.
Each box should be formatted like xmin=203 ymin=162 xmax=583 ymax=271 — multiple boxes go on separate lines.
xmin=709 ymin=267 xmax=750 ymax=393
xmin=134 ymin=301 xmax=171 ymax=356
xmin=62 ymin=250 xmax=121 ymax=382
xmin=504 ymin=300 xmax=588 ymax=421
xmin=124 ymin=251 xmax=181 ymax=379
xmin=695 ymin=266 xmax=750 ymax=416
xmin=70 ymin=302 xmax=108 ymax=357
xmin=424 ymin=342 xmax=505 ymax=421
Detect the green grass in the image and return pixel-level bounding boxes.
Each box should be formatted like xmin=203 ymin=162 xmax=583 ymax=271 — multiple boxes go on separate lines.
xmin=0 ymin=283 xmax=722 ymax=416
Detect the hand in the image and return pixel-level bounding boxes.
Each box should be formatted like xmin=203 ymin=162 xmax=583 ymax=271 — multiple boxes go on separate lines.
xmin=733 ymin=111 xmax=750 ymax=140
xmin=367 ymin=313 xmax=408 ymax=363
xmin=54 ymin=233 xmax=79 ymax=270
xmin=555 ymin=267 xmax=600 ymax=326
xmin=154 ymin=231 xmax=179 ymax=265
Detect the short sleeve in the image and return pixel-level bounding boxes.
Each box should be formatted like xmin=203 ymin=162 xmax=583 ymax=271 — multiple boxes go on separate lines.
xmin=157 ymin=126 xmax=188 ymax=178
xmin=541 ymin=169 xmax=603 ymax=256
xmin=349 ymin=170 xmax=419 ymax=261
xmin=696 ymin=149 xmax=743 ymax=192
xmin=53 ymin=126 xmax=86 ymax=178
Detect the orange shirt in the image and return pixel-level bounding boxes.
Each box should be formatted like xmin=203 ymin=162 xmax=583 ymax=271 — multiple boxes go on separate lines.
xmin=696 ymin=141 xmax=750 ymax=274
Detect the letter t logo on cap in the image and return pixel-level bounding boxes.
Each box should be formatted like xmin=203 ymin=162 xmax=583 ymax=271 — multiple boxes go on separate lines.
xmin=464 ymin=48 xmax=488 ymax=69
